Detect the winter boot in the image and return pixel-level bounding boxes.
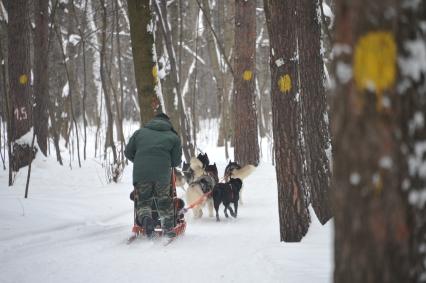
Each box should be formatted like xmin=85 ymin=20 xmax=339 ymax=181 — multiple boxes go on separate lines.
xmin=142 ymin=216 xmax=155 ymax=238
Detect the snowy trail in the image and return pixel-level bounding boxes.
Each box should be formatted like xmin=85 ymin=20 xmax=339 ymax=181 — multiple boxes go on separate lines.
xmin=0 ymin=155 xmax=332 ymax=283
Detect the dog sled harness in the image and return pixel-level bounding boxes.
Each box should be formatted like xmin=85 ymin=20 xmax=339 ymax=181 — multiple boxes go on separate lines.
xmin=191 ymin=175 xmax=215 ymax=195
xmin=227 ymin=183 xmax=235 ymax=200
xmin=179 ymin=190 xmax=213 ymax=215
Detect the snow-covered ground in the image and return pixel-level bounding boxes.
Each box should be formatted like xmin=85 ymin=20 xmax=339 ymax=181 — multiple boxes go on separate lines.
xmin=0 ymin=122 xmax=333 ymax=283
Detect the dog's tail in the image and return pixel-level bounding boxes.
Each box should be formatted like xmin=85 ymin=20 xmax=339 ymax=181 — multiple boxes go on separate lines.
xmin=231 ymin=164 xmax=256 ymax=180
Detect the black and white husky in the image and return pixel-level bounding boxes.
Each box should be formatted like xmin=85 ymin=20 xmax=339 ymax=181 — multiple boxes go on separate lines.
xmin=224 ymin=161 xmax=256 ymax=205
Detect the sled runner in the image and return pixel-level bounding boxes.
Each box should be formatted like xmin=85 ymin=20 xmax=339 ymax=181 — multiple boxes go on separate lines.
xmin=128 ymin=169 xmax=186 ymax=244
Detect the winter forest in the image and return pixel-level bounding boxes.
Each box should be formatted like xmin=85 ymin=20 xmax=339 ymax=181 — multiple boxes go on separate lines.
xmin=0 ymin=0 xmax=425 ymax=282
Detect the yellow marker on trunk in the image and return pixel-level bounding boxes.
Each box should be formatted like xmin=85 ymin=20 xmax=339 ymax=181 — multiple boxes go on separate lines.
xmin=19 ymin=74 xmax=28 ymax=85
xmin=243 ymin=70 xmax=253 ymax=81
xmin=278 ymin=74 xmax=292 ymax=93
xmin=152 ymin=66 xmax=158 ymax=81
xmin=354 ymin=31 xmax=396 ymax=111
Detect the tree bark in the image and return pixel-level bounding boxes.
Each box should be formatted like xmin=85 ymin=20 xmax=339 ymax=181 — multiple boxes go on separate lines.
xmin=234 ymin=0 xmax=259 ymax=166
xmin=201 ymin=0 xmax=225 ymax=111
xmin=6 ymin=0 xmax=35 ymax=172
xmin=332 ymin=0 xmax=425 ymax=282
xmin=154 ymin=0 xmax=194 ymax=162
xmin=53 ymin=13 xmax=81 ymax=168
xmin=127 ymin=0 xmax=159 ymax=125
xmin=70 ymin=0 xmax=89 ymax=160
xmin=264 ymin=0 xmax=310 ymax=242
xmin=34 ymin=0 xmax=50 ymax=156
xmin=115 ymin=0 xmax=126 ymax=160
xmin=99 ymin=0 xmax=118 ymax=168
xmin=297 ymin=0 xmax=333 ymax=224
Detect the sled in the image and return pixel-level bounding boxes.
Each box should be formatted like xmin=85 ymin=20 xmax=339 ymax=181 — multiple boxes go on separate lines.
xmin=128 ymin=169 xmax=186 ymax=242
xmin=130 ymin=219 xmax=187 ymax=238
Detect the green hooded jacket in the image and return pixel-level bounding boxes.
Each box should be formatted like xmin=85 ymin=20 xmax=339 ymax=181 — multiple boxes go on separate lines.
xmin=125 ymin=116 xmax=182 ymax=185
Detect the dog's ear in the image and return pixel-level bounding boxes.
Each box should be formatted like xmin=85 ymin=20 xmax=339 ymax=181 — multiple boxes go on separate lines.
xmin=204 ymin=153 xmax=210 ymax=166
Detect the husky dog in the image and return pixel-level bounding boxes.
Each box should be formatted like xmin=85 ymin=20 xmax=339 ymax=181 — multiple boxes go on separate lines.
xmin=174 ymin=168 xmax=186 ymax=188
xmin=185 ymin=153 xmax=218 ymax=218
xmin=181 ymin=161 xmax=193 ymax=184
xmin=190 ymin=155 xmax=207 ymax=179
xmin=224 ymin=161 xmax=256 ymax=181
xmin=205 ymin=163 xmax=219 ymax=184
xmin=213 ymin=178 xmax=243 ymax=221
xmin=224 ymin=161 xmax=256 ymax=205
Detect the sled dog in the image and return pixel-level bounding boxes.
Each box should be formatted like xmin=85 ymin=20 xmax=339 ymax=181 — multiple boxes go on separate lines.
xmin=213 ymin=178 xmax=243 ymax=221
xmin=185 ymin=153 xmax=218 ymax=218
xmin=224 ymin=161 xmax=256 ymax=205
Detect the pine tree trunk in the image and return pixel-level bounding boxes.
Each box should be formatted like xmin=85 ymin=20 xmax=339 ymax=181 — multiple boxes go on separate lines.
xmin=34 ymin=0 xmax=50 ymax=156
xmin=264 ymin=0 xmax=310 ymax=242
xmin=332 ymin=0 xmax=425 ymax=281
xmin=297 ymin=0 xmax=333 ymax=224
xmin=398 ymin=4 xmax=426 ymax=280
xmin=6 ymin=0 xmax=35 ymax=172
xmin=127 ymin=0 xmax=159 ymax=125
xmin=233 ymin=0 xmax=259 ymax=166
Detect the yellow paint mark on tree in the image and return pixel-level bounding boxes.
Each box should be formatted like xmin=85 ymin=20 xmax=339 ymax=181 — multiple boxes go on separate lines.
xmin=278 ymin=74 xmax=292 ymax=93
xmin=19 ymin=74 xmax=28 ymax=85
xmin=243 ymin=70 xmax=253 ymax=81
xmin=152 ymin=66 xmax=158 ymax=81
xmin=373 ymin=173 xmax=384 ymax=196
xmin=354 ymin=31 xmax=396 ymax=111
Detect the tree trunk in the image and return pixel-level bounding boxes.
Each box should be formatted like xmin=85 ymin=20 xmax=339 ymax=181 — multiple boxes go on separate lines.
xmin=219 ymin=0 xmax=234 ymax=151
xmin=70 ymin=0 xmax=89 ymax=160
xmin=297 ymin=0 xmax=333 ymax=224
xmin=0 ymin=23 xmax=13 ymax=183
xmin=332 ymin=0 xmax=425 ymax=282
xmin=6 ymin=0 xmax=35 ymax=172
xmin=399 ymin=4 xmax=426 ymax=280
xmin=99 ymin=0 xmax=118 ymax=168
xmin=154 ymin=0 xmax=194 ymax=162
xmin=34 ymin=0 xmax=50 ymax=156
xmin=201 ymin=0 xmax=225 ymax=116
xmin=127 ymin=0 xmax=159 ymax=125
xmin=53 ymin=14 xmax=81 ymax=168
xmin=264 ymin=0 xmax=311 ymax=242
xmin=115 ymin=0 xmax=126 ymax=160
xmin=233 ymin=0 xmax=259 ymax=166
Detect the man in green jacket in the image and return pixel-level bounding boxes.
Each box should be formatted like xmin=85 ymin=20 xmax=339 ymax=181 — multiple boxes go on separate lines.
xmin=125 ymin=113 xmax=182 ymax=239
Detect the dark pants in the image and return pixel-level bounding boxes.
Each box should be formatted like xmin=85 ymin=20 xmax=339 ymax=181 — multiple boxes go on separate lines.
xmin=134 ymin=181 xmax=175 ymax=236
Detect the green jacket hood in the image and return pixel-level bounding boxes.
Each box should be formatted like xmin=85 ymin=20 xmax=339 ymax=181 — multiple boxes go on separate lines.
xmin=144 ymin=117 xmax=172 ymax=132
